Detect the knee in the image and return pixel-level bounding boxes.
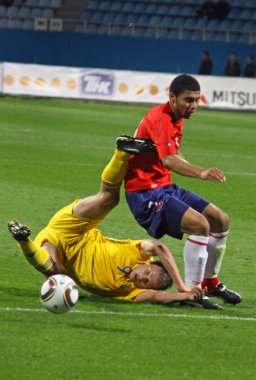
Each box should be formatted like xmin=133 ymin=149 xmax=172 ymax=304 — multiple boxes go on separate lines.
xmin=111 ymin=194 xmax=120 ymax=208
xmin=204 ymin=205 xmax=230 ymax=233
xmin=181 ymin=210 xmax=210 ymax=236
xmin=100 ymin=191 xmax=120 ymax=210
xmin=195 ymin=214 xmax=210 ymax=236
xmin=218 ymin=211 xmax=230 ymax=232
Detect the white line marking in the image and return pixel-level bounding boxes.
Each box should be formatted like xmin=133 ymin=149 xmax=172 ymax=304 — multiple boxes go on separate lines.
xmin=1 ymin=307 xmax=255 ymax=322
xmin=226 ymin=172 xmax=256 ymax=176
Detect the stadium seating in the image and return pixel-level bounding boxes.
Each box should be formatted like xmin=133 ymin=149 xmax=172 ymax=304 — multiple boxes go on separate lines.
xmin=75 ymin=0 xmax=256 ymax=44
xmin=0 ymin=0 xmax=62 ymax=30
xmin=18 ymin=7 xmax=31 ymax=18
xmin=214 ymin=31 xmax=226 ymax=42
xmin=0 ymin=6 xmax=6 ymax=17
xmin=0 ymin=18 xmax=8 ymax=28
xmin=21 ymin=18 xmax=34 ymax=29
xmin=6 ymin=6 xmax=19 ymax=17
xmin=0 ymin=0 xmax=255 ymax=46
xmin=9 ymin=17 xmax=22 ymax=29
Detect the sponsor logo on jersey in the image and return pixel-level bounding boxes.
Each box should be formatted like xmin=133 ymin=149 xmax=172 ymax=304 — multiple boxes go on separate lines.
xmin=80 ymin=71 xmax=115 ymax=96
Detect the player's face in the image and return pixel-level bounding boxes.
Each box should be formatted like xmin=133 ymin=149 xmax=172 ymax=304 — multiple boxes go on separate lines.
xmin=170 ymin=90 xmax=200 ymax=120
xmin=130 ymin=263 xmax=163 ymax=289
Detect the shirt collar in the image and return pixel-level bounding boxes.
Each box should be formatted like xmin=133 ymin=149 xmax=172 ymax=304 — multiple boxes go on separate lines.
xmin=165 ymin=101 xmax=184 ymax=126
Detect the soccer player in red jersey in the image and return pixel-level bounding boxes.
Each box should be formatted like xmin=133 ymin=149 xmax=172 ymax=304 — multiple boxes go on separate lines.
xmin=117 ymin=74 xmax=242 ymax=309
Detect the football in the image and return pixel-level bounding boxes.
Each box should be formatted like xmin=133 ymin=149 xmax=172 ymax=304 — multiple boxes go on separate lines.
xmin=40 ymin=274 xmax=79 ymax=314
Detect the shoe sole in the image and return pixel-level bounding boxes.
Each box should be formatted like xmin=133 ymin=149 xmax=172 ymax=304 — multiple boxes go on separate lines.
xmin=180 ymin=300 xmax=223 ymax=310
xmin=207 ymin=293 xmax=242 ymax=305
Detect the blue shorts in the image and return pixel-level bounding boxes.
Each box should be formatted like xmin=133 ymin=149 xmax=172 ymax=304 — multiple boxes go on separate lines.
xmin=125 ymin=184 xmax=209 ymax=240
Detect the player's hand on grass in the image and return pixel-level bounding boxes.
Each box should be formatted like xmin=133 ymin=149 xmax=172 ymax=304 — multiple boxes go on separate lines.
xmin=200 ymin=167 xmax=226 ymax=183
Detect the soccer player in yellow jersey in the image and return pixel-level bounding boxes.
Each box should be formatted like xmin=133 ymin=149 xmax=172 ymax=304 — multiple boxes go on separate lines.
xmin=8 ymin=137 xmax=205 ymax=306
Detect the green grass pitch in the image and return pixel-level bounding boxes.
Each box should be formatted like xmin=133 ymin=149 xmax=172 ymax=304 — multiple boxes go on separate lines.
xmin=0 ymin=97 xmax=255 ymax=380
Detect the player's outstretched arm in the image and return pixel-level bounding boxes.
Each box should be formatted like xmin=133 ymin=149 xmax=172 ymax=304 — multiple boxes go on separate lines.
xmin=161 ymin=154 xmax=226 ymax=183
xmin=134 ymin=287 xmax=204 ymax=304
xmin=140 ymin=240 xmax=186 ymax=292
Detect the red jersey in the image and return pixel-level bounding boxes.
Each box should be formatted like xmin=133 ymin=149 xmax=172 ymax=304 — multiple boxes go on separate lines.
xmin=125 ymin=101 xmax=184 ymax=192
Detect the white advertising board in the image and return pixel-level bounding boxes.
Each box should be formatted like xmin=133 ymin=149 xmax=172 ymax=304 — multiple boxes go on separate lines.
xmin=2 ymin=62 xmax=256 ymax=110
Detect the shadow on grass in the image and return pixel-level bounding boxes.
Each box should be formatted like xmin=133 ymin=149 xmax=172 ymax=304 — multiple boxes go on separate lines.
xmin=0 ymin=314 xmax=131 ymax=333
xmin=0 ymin=286 xmax=39 ymax=298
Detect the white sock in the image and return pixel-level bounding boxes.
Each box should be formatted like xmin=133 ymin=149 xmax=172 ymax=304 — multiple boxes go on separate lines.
xmin=183 ymin=235 xmax=209 ymax=290
xmin=204 ymin=230 xmax=229 ymax=278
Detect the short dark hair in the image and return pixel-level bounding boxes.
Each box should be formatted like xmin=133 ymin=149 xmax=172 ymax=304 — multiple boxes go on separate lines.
xmin=169 ymin=74 xmax=200 ymax=96
xmin=150 ymin=261 xmax=173 ymax=290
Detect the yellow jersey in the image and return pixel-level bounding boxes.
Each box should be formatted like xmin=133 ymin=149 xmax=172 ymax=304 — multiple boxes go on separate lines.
xmin=34 ymin=200 xmax=151 ymax=301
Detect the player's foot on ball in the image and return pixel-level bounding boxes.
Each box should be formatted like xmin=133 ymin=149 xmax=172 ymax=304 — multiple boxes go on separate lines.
xmin=181 ymin=296 xmax=224 ymax=310
xmin=116 ymin=135 xmax=156 ymax=155
xmin=206 ymin=283 xmax=242 ymax=305
xmin=8 ymin=220 xmax=31 ymax=241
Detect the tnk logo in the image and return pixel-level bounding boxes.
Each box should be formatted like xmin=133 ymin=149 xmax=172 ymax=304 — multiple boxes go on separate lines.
xmin=80 ymin=71 xmax=115 ymax=96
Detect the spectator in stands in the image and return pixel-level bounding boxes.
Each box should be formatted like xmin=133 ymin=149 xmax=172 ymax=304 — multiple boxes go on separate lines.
xmin=0 ymin=0 xmax=13 ymax=6
xmin=243 ymin=55 xmax=255 ymax=78
xmin=196 ymin=0 xmax=216 ymax=20
xmin=198 ymin=51 xmax=213 ymax=75
xmin=225 ymin=53 xmax=241 ymax=77
xmin=215 ymin=0 xmax=230 ymax=21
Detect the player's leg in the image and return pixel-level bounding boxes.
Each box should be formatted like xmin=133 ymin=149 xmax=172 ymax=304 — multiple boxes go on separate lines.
xmin=202 ymin=203 xmax=229 ymax=282
xmin=125 ymin=189 xmax=222 ymax=310
xmin=127 ymin=187 xmax=210 ymax=289
xmin=170 ymin=206 xmax=223 ymax=309
xmin=201 ymin=203 xmax=241 ymax=304
xmin=166 ymin=188 xmax=219 ymax=291
xmin=156 ymin=186 xmax=211 ymax=290
xmin=8 ymin=220 xmax=54 ymax=275
xmin=202 ymin=203 xmax=229 ymax=233
xmin=179 ymin=207 xmax=210 ymax=289
xmin=7 ymin=150 xmax=130 ymax=276
xmin=181 ymin=194 xmax=241 ymax=304
xmin=73 ymin=149 xmax=129 ymax=219
xmin=74 ymin=136 xmax=156 ymax=220
xmin=116 ymin=135 xmax=156 ymax=155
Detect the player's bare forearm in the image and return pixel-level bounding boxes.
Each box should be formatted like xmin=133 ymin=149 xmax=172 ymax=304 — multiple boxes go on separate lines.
xmin=134 ymin=289 xmax=202 ymax=304
xmin=140 ymin=240 xmax=186 ymax=292
xmin=161 ymin=154 xmax=226 ymax=182
xmin=154 ymin=243 xmax=186 ymax=292
xmin=162 ymin=154 xmax=204 ymax=178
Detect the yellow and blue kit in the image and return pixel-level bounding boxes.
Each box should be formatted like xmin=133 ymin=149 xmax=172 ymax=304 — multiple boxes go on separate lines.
xmin=34 ymin=200 xmax=151 ymax=301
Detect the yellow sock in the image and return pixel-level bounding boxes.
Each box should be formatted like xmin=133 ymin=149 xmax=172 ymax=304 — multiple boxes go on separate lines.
xmin=18 ymin=239 xmax=53 ymax=274
xmin=101 ymin=149 xmax=129 ymax=187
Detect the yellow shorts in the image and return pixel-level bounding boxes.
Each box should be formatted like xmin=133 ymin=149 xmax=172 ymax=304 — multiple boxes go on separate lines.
xmin=35 ymin=200 xmax=102 ymax=250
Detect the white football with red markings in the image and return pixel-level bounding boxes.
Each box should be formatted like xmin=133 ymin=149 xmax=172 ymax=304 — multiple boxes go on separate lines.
xmin=40 ymin=274 xmax=79 ymax=314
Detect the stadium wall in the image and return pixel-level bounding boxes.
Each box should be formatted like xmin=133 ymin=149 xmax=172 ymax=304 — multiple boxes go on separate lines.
xmin=0 ymin=29 xmax=255 ymax=76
